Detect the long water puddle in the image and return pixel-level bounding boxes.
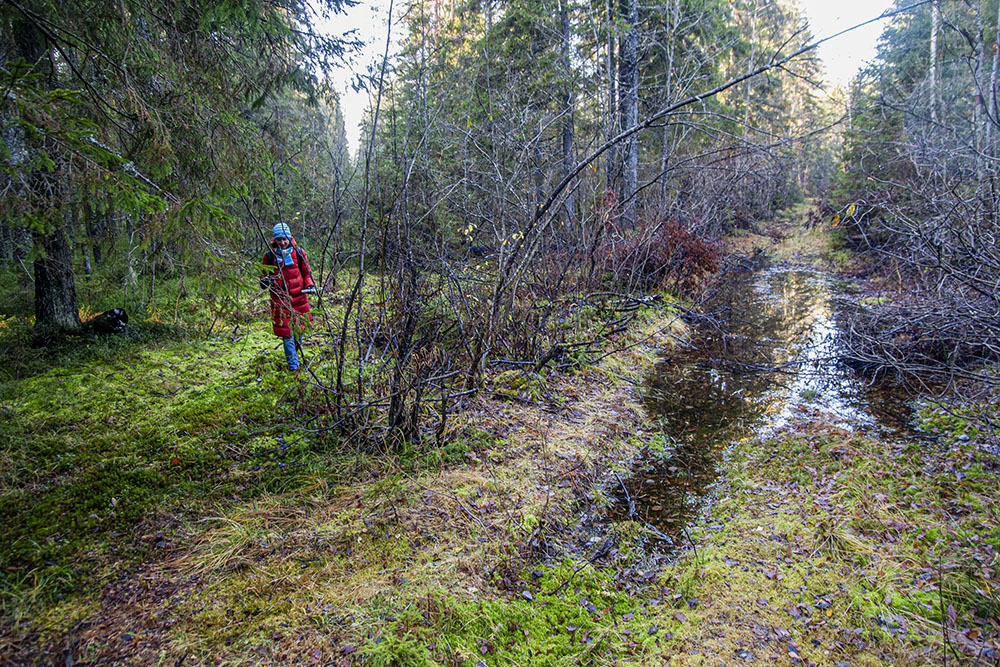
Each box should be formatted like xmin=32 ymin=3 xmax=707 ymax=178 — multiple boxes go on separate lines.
xmin=609 ymin=261 xmax=915 ymax=548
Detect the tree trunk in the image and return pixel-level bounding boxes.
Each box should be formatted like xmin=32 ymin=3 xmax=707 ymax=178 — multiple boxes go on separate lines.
xmin=744 ymin=2 xmax=757 ymax=137
xmin=604 ymin=0 xmax=618 ymax=193
xmin=975 ymin=0 xmax=985 ymax=184
xmin=12 ymin=17 xmax=82 ymax=334
xmin=559 ymin=0 xmax=575 ymax=229
xmin=85 ymin=200 xmax=105 ymax=268
xmin=618 ymin=0 xmax=639 ymax=227
xmin=930 ymin=0 xmax=939 ymax=124
xmin=0 ymin=224 xmax=11 ymax=263
xmin=33 ymin=227 xmax=81 ymax=332
xmin=387 ymin=291 xmax=419 ymax=436
xmin=988 ymin=0 xmax=1000 ymax=155
xmin=659 ymin=0 xmax=676 ymax=201
xmin=0 ymin=84 xmax=26 ymax=264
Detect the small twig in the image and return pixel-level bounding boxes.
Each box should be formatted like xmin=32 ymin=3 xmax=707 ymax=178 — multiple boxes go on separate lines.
xmin=588 ymin=315 xmax=690 ymax=366
xmin=407 ymin=482 xmax=488 ymax=532
xmin=972 ymin=589 xmax=997 ymax=666
xmin=682 ymin=525 xmax=699 ymax=565
xmin=612 ymin=470 xmax=635 ymax=518
xmin=641 ymin=520 xmax=674 ymax=546
xmin=939 ymin=558 xmax=963 ymax=664
xmin=16 ymin=255 xmax=33 ymax=282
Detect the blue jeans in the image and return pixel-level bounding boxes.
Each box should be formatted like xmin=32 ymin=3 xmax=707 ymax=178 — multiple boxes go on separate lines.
xmin=282 ymin=336 xmax=302 ymax=371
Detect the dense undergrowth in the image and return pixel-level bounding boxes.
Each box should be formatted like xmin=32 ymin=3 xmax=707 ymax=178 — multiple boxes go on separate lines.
xmin=3 ymin=215 xmax=999 ymax=664
xmin=0 ymin=261 xmax=685 ymax=654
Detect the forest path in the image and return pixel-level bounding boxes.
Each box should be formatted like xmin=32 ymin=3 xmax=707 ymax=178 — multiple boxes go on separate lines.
xmin=610 ymin=213 xmax=901 ymax=551
xmin=644 ymin=211 xmax=1000 ymax=665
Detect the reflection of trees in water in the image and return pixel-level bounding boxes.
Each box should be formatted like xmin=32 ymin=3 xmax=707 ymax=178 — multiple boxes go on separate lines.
xmin=855 ymin=381 xmax=917 ymax=431
xmin=616 ymin=269 xmax=925 ymax=542
xmin=646 ymin=270 xmax=829 ymax=432
xmin=617 ymin=269 xmax=836 ymax=539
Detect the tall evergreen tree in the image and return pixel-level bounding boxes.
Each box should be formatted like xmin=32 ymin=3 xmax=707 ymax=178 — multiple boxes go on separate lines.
xmin=1 ymin=0 xmax=354 ymax=336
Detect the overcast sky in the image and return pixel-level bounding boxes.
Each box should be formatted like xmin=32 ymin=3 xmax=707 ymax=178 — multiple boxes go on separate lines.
xmin=320 ymin=0 xmax=897 ymax=154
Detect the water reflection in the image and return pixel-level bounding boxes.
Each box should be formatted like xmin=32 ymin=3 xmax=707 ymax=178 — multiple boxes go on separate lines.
xmin=609 ymin=264 xmax=913 ymax=545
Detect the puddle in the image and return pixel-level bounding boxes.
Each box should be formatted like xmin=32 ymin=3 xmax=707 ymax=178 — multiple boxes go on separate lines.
xmin=608 ymin=261 xmax=917 ymax=547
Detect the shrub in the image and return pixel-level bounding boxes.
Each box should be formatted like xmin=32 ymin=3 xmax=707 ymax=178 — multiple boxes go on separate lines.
xmin=597 ymin=219 xmax=721 ymax=292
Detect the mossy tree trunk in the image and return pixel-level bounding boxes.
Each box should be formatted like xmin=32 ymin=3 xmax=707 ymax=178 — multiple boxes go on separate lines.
xmin=10 ymin=9 xmax=82 ymax=334
xmin=33 ymin=227 xmax=81 ymax=332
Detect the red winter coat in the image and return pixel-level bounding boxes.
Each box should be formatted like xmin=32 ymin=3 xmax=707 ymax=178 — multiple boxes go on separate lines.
xmin=262 ymin=242 xmax=315 ymax=338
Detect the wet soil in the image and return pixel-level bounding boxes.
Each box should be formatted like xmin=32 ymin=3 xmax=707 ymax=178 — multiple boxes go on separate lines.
xmin=611 ymin=258 xmax=919 ymax=546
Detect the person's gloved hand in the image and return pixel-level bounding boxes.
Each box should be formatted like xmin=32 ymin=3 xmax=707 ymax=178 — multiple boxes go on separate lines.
xmin=259 ymin=277 xmax=271 ymax=290
xmin=301 ymin=286 xmax=316 ymax=294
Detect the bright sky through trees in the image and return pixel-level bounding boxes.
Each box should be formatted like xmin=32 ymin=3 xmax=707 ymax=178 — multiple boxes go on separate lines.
xmin=323 ymin=0 xmax=896 ymax=155
xmin=795 ymin=0 xmax=895 ymax=84
xmin=319 ymin=1 xmax=401 ymax=155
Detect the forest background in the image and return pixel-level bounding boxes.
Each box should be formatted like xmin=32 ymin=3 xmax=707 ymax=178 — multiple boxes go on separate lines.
xmin=1 ymin=0 xmax=998 ymax=663
xmin=3 ymin=0 xmax=995 ymax=435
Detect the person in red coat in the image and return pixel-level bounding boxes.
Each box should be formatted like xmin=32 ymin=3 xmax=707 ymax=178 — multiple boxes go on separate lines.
xmin=261 ymin=222 xmax=315 ymax=370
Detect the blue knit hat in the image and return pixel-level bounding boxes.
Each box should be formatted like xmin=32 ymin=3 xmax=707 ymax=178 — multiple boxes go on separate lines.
xmin=272 ymin=222 xmax=292 ymax=240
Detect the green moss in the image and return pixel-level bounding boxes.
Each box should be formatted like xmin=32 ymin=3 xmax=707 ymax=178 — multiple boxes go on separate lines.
xmin=707 ymin=426 xmax=1000 ymax=651
xmin=641 ymin=431 xmax=671 ymax=457
xmin=357 ymin=561 xmax=673 ymax=666
xmin=859 ymin=295 xmax=887 ymax=306
xmin=911 ymin=397 xmax=999 ymax=446
xmin=0 ymin=323 xmax=359 ymax=616
xmin=492 ymin=370 xmax=548 ymax=402
xmin=829 ymin=248 xmax=852 ymax=270
xmin=392 ymin=430 xmax=480 ymax=471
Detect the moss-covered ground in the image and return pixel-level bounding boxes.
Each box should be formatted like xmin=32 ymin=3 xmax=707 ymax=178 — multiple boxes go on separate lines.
xmin=0 ymin=321 xmax=335 ymax=621
xmin=1 ymin=272 xmax=697 ymax=664
xmin=656 ymin=416 xmax=999 ymax=665
xmin=1 ymin=217 xmax=997 ymax=664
